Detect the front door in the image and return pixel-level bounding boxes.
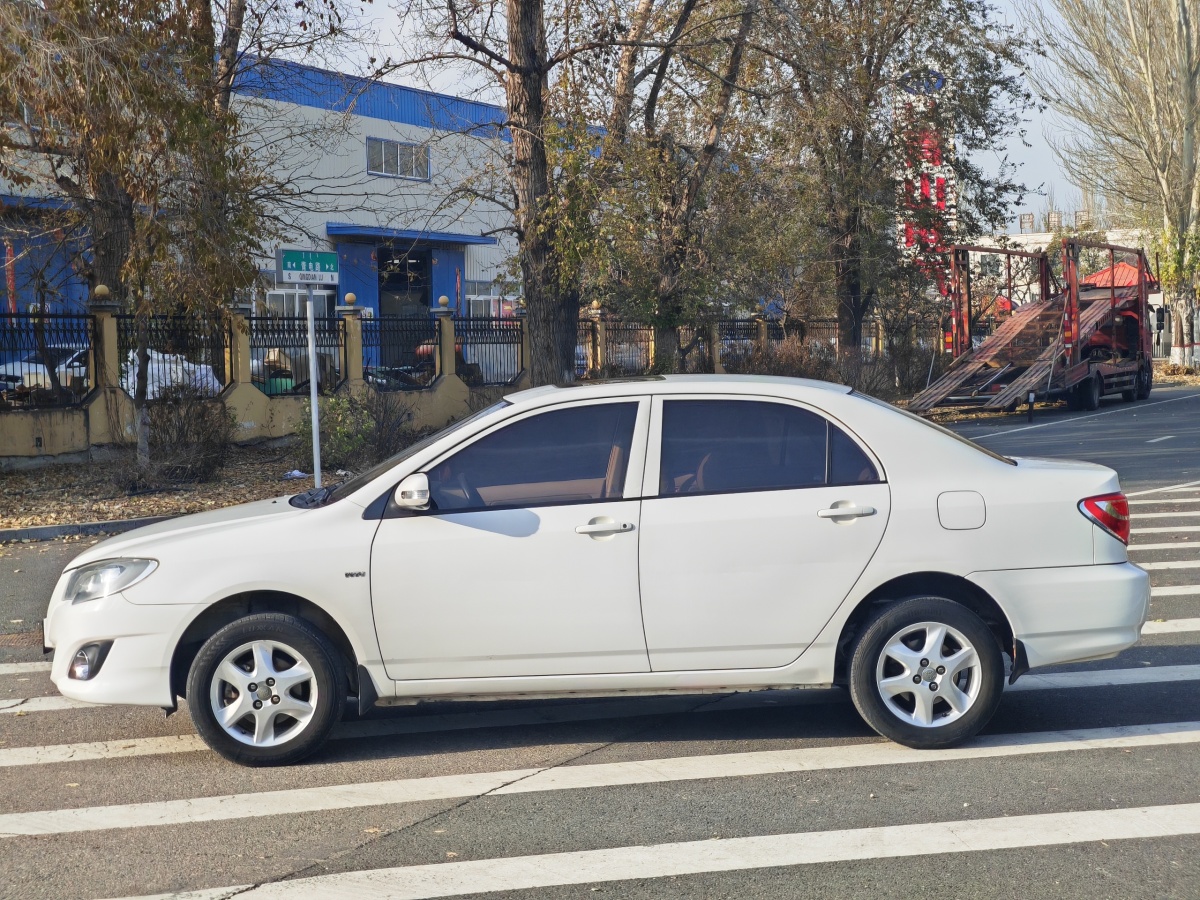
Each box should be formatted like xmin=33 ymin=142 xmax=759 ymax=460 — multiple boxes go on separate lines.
xmin=638 ymin=396 xmax=890 ymax=671
xmin=370 ymin=398 xmax=651 ymax=681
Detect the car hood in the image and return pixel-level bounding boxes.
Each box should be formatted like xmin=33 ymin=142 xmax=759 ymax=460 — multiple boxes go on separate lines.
xmin=66 ymin=495 xmax=304 ymax=569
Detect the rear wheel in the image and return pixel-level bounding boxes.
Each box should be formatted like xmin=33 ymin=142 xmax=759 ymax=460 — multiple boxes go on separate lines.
xmin=187 ymin=613 xmax=346 ymax=766
xmin=849 ymin=597 xmax=1004 ymax=749
xmin=1137 ymin=364 xmax=1152 ymax=400
xmin=1078 ymin=374 xmax=1102 ymax=411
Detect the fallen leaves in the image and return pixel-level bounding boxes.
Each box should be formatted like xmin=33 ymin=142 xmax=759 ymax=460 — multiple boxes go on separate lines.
xmin=2 ymin=445 xmax=316 ymax=530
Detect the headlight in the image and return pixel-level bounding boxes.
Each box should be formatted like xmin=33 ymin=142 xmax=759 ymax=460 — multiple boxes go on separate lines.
xmin=64 ymin=559 xmax=158 ymax=604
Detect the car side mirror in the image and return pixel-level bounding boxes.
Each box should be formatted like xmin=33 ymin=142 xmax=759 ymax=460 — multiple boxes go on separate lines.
xmin=394 ymin=473 xmax=430 ymax=511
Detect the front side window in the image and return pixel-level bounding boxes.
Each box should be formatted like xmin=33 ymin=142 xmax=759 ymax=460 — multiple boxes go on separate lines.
xmin=659 ymin=399 xmax=879 ymax=495
xmin=427 ymin=403 xmax=638 ymax=511
xmin=366 ymin=137 xmax=431 ymax=179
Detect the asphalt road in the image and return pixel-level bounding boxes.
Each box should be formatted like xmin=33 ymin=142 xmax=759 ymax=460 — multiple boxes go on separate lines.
xmin=2 ymin=388 xmax=1200 ymax=899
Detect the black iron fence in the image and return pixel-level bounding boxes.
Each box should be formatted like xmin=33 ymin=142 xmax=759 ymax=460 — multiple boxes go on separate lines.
xmin=362 ymin=316 xmax=439 ymax=391
xmin=116 ymin=314 xmax=228 ymax=400
xmin=247 ymin=316 xmax=345 ymax=396
xmin=717 ymin=319 xmax=758 ymax=368
xmin=455 ymin=316 xmax=522 ymax=385
xmin=605 ymin=322 xmax=655 ymax=376
xmin=0 ymin=313 xmax=94 ymax=408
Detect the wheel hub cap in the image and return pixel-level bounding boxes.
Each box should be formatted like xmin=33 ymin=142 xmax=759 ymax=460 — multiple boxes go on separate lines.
xmin=874 ymin=621 xmax=982 ymax=728
xmin=208 ymin=639 xmax=318 ymax=748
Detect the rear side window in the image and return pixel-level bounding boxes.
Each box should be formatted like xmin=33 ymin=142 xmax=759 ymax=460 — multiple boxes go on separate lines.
xmin=428 ymin=402 xmax=638 ymax=510
xmin=659 ymin=399 xmax=879 ymax=495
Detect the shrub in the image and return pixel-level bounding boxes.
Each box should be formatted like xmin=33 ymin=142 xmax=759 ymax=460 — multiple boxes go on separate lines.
xmin=294 ymin=391 xmax=420 ymax=472
xmin=109 ymin=387 xmax=237 ymax=490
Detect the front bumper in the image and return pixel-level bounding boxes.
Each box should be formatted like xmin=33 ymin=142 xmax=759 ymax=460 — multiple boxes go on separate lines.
xmin=44 ymin=588 xmax=199 ymax=707
xmin=969 ymin=562 xmax=1150 ymax=670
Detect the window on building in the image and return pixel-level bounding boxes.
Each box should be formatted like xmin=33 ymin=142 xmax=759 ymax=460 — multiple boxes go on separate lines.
xmin=366 ymin=137 xmax=431 ymax=179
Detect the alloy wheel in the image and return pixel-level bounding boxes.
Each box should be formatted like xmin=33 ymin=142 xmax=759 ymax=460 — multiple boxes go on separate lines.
xmin=874 ymin=620 xmax=981 ymax=728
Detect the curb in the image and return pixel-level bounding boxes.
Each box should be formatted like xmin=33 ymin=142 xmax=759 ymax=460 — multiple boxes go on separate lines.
xmin=0 ymin=516 xmax=173 ymax=544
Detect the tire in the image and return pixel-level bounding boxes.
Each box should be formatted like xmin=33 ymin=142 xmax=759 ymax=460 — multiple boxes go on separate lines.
xmin=1078 ymin=374 xmax=1101 ymax=411
xmin=848 ymin=597 xmax=1004 ymax=749
xmin=1137 ymin=364 xmax=1152 ymax=400
xmin=186 ymin=613 xmax=346 ymax=766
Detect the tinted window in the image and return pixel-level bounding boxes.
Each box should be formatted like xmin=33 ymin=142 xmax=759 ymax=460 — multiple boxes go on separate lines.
xmin=428 ymin=403 xmax=638 ymax=511
xmin=659 ymin=400 xmax=878 ymax=495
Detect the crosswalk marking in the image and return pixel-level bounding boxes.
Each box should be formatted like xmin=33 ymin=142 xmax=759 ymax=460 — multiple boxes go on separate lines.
xmin=6 ymin=721 xmax=1200 ymax=839
xmin=101 ymin=802 xmax=1200 ymax=900
xmin=1130 ymin=511 xmax=1200 ymax=519
xmin=5 ymin=659 xmax=1200 ymax=769
xmin=1137 ymin=559 xmax=1200 ymax=570
xmin=1126 ymin=480 xmax=1200 ymax=496
xmin=1129 ymin=541 xmax=1199 ymax=550
xmin=0 ymin=661 xmax=51 ymax=676
xmin=1133 ymin=525 xmax=1200 ymax=534
xmin=0 ymin=695 xmax=100 ymax=715
xmin=1010 ymin=664 xmax=1200 ymax=691
xmin=1142 ymin=618 xmax=1200 ymax=634
xmin=1151 ymin=584 xmax=1200 ymax=596
xmin=1130 ymin=496 xmax=1200 ymax=505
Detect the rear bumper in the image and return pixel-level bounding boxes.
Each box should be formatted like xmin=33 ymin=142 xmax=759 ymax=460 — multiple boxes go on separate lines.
xmin=969 ymin=562 xmax=1150 ymax=670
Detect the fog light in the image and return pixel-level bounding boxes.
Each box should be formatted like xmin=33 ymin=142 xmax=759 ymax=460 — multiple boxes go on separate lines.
xmin=69 ymin=642 xmax=112 ymax=680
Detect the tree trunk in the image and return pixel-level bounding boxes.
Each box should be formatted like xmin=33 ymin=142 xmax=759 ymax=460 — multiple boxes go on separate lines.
xmin=1170 ymin=286 xmax=1196 ymax=366
xmin=90 ymin=174 xmax=134 ymax=301
xmin=135 ymin=323 xmax=151 ymax=471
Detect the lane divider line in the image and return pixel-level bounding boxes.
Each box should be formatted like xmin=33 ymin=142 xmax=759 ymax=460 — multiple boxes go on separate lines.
xmin=7 ymin=721 xmax=1200 ymax=838
xmin=97 ymin=801 xmax=1200 ymax=900
xmin=1147 ymin=435 xmax=1176 ymax=443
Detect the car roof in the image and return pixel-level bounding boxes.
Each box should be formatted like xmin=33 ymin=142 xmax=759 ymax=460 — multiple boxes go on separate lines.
xmin=506 ymin=374 xmax=853 ymax=407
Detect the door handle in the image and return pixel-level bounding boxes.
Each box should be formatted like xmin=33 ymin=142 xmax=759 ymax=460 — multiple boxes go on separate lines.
xmin=817 ymin=506 xmax=876 ymax=519
xmin=575 ymin=521 xmax=635 ymax=535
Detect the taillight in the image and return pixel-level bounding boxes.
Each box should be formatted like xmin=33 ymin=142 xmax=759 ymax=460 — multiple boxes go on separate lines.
xmin=1079 ymin=492 xmax=1130 ymax=544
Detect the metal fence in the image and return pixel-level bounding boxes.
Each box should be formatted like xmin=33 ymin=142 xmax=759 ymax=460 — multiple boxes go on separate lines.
xmin=455 ymin=317 xmax=522 ymax=385
xmin=717 ymin=319 xmax=758 ymax=368
xmin=362 ymin=316 xmax=439 ymax=391
xmin=0 ymin=313 xmax=94 ymax=408
xmin=247 ymin=316 xmax=345 ymax=396
xmin=116 ymin=314 xmax=229 ymax=400
xmin=605 ymin=322 xmax=655 ymax=376
xmin=678 ymin=325 xmax=712 ymax=374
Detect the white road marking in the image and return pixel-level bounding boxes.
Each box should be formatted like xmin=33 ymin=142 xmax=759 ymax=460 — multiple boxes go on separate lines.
xmin=969 ymin=390 xmax=1200 ymax=441
xmin=1147 ymin=435 xmax=1176 ymax=443
xmin=0 ymin=696 xmax=101 ymax=715
xmin=1127 ymin=481 xmax=1200 ymax=497
xmin=1131 ymin=511 xmax=1200 ymax=519
xmin=1152 ymin=584 xmax=1200 ymax=597
xmin=1129 ymin=542 xmax=1199 ymax=550
xmin=8 ymin=721 xmax=1200 ymax=838
xmin=1138 ymin=560 xmax=1200 ymax=570
xmin=100 ymin=802 xmax=1200 ymax=900
xmin=1142 ymin=618 xmax=1200 ymax=635
xmin=1135 ymin=525 xmax=1200 ymax=534
xmin=1129 ymin=497 xmax=1200 ymax=506
xmin=0 ymin=662 xmax=51 ymax=676
xmin=1009 ymin=664 xmax=1200 ymax=691
xmin=7 ymin=662 xmax=1200 ymax=768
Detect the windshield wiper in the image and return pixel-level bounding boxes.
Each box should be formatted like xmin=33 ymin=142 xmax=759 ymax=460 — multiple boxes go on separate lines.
xmin=288 ymin=482 xmax=343 ymax=509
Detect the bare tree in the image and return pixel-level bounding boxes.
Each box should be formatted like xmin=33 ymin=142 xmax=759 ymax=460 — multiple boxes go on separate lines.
xmin=1031 ymin=0 xmax=1200 ymax=364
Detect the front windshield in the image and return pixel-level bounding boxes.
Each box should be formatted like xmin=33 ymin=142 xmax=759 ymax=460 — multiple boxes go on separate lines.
xmin=313 ymin=400 xmax=511 ymax=505
xmin=854 ymin=392 xmax=1016 ymax=465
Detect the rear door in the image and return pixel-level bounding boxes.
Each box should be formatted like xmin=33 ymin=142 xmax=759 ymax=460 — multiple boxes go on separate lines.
xmin=637 ymin=395 xmax=890 ymax=671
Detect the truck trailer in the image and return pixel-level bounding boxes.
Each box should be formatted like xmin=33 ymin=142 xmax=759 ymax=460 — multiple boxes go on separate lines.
xmin=909 ymin=239 xmax=1158 ymax=413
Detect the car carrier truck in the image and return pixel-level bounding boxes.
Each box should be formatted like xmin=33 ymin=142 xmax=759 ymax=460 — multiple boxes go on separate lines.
xmin=909 ymin=239 xmax=1158 ymax=413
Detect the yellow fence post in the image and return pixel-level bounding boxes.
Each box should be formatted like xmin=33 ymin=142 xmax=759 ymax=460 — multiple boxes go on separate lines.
xmin=435 ymin=296 xmax=456 ymax=378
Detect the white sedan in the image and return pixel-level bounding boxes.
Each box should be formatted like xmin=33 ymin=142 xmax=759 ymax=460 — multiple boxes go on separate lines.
xmin=44 ymin=376 xmax=1149 ymax=765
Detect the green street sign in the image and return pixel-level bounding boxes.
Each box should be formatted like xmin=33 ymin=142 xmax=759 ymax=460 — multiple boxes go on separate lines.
xmin=276 ymin=248 xmax=339 ymax=285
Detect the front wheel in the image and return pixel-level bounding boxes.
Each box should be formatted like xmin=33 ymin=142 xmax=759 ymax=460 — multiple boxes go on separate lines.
xmin=848 ymin=597 xmax=1004 ymax=749
xmin=187 ymin=613 xmax=346 ymax=766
